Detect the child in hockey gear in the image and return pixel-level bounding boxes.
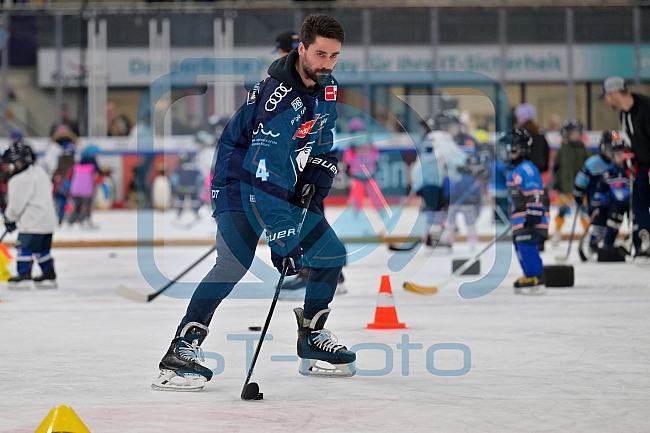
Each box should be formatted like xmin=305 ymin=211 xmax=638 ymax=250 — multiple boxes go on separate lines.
xmin=600 ymin=139 xmax=632 ymax=255
xmin=152 ymin=322 xmax=213 ymax=391
xmin=294 ymin=308 xmax=356 ymax=377
xmin=410 ymin=126 xmax=462 ymax=249
xmin=505 ymin=129 xmax=549 ymax=295
xmin=435 ymin=111 xmax=487 ymax=250
xmin=154 ymin=15 xmax=350 ymax=391
xmin=573 ymin=130 xmax=620 ymax=257
xmin=551 ymin=119 xmax=591 ymax=245
xmin=170 ymin=152 xmax=203 ymax=218
xmin=1 ymin=142 xmax=58 ymax=289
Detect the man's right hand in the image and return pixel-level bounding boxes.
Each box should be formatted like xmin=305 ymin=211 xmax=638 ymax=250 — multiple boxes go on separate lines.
xmin=271 ymin=244 xmax=303 ymax=276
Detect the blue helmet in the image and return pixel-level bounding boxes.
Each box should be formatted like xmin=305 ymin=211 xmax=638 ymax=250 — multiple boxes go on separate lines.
xmin=82 ymin=144 xmax=101 ymax=157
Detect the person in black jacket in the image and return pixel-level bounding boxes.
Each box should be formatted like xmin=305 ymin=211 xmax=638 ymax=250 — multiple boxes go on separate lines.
xmin=601 ymin=76 xmax=650 ymax=262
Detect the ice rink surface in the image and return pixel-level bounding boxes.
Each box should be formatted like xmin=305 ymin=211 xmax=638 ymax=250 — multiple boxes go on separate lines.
xmin=1 ymin=207 xmax=649 ymax=432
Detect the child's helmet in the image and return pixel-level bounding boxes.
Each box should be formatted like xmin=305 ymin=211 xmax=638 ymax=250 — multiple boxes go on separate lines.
xmin=561 ymin=119 xmax=584 ymax=139
xmin=599 ymin=130 xmax=624 ymax=157
xmin=1 ymin=141 xmax=34 ymax=178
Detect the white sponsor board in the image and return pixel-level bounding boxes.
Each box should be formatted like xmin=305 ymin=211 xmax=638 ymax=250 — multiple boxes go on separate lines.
xmin=38 ymin=44 xmax=649 ymax=88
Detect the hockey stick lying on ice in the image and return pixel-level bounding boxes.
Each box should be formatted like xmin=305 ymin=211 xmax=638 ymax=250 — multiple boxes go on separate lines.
xmin=403 ymin=223 xmax=512 ymax=295
xmin=116 ymin=244 xmax=216 ymax=302
xmin=241 ymin=185 xmax=315 ymax=401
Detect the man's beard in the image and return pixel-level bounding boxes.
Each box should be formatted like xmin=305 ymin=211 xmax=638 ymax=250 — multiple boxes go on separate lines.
xmin=302 ymin=59 xmax=332 ymax=86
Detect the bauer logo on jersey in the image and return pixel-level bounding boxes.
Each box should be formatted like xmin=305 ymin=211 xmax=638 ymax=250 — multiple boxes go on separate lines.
xmin=325 ymin=85 xmax=337 ymax=101
xmin=293 ymin=115 xmax=320 ymax=139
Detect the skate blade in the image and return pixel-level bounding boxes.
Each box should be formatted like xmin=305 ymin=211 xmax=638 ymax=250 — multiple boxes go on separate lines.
xmin=520 ymin=286 xmax=546 ymax=296
xmin=34 ymin=280 xmax=58 ymax=289
xmin=299 ymin=359 xmax=356 ymax=377
xmin=7 ymin=281 xmax=32 ymax=290
xmin=151 ymin=370 xmax=206 ymax=392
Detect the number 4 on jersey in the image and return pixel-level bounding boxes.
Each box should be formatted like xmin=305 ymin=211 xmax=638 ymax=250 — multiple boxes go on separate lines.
xmin=256 ymin=158 xmax=270 ymax=181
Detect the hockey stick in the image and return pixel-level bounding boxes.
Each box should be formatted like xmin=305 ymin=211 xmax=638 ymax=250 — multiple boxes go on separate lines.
xmin=241 ymin=185 xmax=315 ymax=401
xmin=627 ymin=161 xmax=636 ymax=258
xmin=116 ymin=244 xmax=216 ymax=302
xmin=0 ymin=230 xmax=8 ymax=243
xmin=556 ymin=193 xmax=591 ymax=220
xmin=402 ymin=223 xmax=512 ymax=294
xmin=554 ymin=207 xmax=580 ymax=262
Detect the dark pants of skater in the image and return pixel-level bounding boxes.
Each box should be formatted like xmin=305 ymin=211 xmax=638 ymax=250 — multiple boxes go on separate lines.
xmin=177 ymin=204 xmax=346 ymax=335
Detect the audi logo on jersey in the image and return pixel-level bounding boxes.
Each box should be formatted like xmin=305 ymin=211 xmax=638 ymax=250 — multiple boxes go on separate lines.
xmin=265 ymin=84 xmax=292 ymax=111
xmin=293 ymin=114 xmax=320 ymax=139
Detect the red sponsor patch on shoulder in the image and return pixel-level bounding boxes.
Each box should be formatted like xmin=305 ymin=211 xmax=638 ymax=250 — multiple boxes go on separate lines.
xmin=325 ymin=85 xmax=337 ymax=101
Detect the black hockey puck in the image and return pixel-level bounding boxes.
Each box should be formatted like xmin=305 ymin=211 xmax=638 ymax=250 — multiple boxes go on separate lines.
xmin=248 ymin=326 xmax=262 ymax=331
xmin=242 ymin=382 xmax=263 ymax=401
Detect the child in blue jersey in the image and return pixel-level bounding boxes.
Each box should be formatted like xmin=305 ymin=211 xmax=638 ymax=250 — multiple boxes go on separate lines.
xmin=574 ymin=131 xmax=632 ymax=258
xmin=601 ymin=136 xmax=631 ymax=252
xmin=505 ymin=128 xmax=549 ymax=295
xmin=573 ymin=130 xmax=619 ymax=255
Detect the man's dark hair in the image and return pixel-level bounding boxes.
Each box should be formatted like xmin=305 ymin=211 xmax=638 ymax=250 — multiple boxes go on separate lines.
xmin=300 ymin=14 xmax=345 ymax=48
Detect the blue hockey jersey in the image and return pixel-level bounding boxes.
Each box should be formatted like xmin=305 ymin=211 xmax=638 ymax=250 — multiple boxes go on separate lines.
xmin=573 ymin=154 xmax=611 ymax=208
xmin=507 ymin=159 xmax=548 ymax=235
xmin=210 ymin=50 xmax=338 ymax=235
xmin=603 ymin=164 xmax=630 ymax=207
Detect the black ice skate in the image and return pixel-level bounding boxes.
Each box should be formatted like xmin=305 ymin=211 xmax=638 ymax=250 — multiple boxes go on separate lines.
xmin=8 ymin=261 xmax=32 ymax=290
xmin=293 ymin=307 xmax=356 ymax=377
xmin=152 ymin=322 xmax=213 ymax=392
xmin=513 ymin=274 xmax=546 ymax=296
xmin=33 ymin=261 xmax=57 ymax=289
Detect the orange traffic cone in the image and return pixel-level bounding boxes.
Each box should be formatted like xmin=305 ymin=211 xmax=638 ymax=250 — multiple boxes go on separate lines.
xmin=367 ymin=275 xmax=406 ymax=329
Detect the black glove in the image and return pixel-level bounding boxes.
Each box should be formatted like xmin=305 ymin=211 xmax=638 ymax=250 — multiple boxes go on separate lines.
xmin=267 ymin=222 xmax=303 ymax=276
xmin=4 ymin=220 xmax=16 ymax=233
xmin=295 ymin=156 xmax=338 ymax=205
xmin=524 ymin=208 xmax=543 ymax=228
xmin=271 ymin=244 xmax=303 ymax=276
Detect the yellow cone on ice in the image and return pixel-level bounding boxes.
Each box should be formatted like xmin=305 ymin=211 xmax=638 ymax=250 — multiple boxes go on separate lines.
xmin=0 ymin=243 xmax=12 ymax=282
xmin=35 ymin=405 xmax=91 ymax=433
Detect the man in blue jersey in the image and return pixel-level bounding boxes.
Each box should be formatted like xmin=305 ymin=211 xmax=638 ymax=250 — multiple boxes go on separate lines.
xmin=153 ymin=14 xmax=356 ymax=392
xmin=505 ymin=128 xmax=549 ymax=295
